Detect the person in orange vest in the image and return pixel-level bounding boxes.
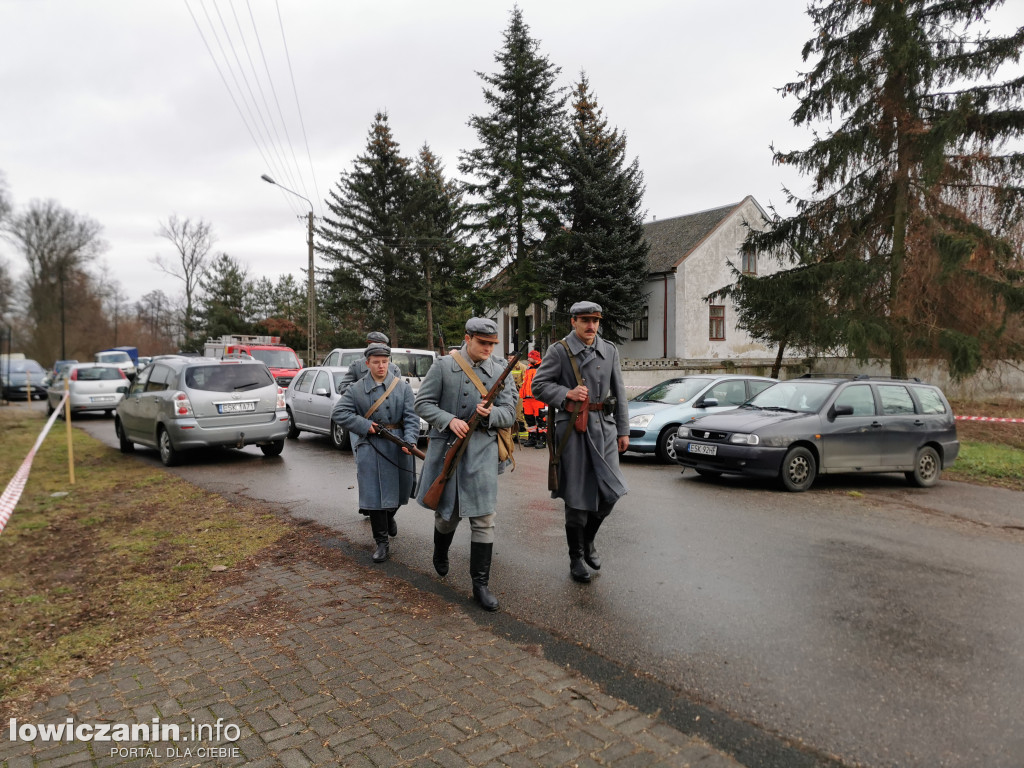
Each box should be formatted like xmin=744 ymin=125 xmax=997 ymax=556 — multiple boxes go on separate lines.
xmin=521 ymin=349 xmax=547 ymax=448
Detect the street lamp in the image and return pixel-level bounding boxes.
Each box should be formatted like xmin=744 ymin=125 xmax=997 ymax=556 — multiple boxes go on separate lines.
xmin=261 ymin=174 xmax=317 ymax=366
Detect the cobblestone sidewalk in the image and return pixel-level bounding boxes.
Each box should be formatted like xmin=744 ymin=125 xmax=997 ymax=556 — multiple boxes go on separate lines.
xmin=1 ymin=554 xmax=742 ymax=768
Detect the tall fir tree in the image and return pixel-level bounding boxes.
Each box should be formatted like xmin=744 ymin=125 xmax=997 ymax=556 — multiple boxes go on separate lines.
xmin=459 ymin=6 xmax=567 ymax=339
xmin=409 ymin=145 xmax=477 ymax=352
xmin=197 ymin=253 xmax=250 ymax=340
xmin=319 ymin=112 xmax=417 ymax=345
xmin=541 ymin=74 xmax=650 ymax=343
xmin=743 ymin=0 xmax=1024 ymax=378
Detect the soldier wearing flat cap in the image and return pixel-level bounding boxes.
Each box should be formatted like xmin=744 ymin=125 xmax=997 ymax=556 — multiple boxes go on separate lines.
xmin=415 ymin=317 xmax=518 ymax=611
xmin=332 ymin=344 xmax=420 ymax=563
xmin=337 ymin=331 xmax=402 ymax=396
xmin=532 ymin=301 xmax=629 ymax=584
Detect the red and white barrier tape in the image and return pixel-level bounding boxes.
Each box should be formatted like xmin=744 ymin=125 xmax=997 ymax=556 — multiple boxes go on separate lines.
xmin=956 ymin=415 xmax=1024 ymax=423
xmin=0 ymin=397 xmax=66 ymax=535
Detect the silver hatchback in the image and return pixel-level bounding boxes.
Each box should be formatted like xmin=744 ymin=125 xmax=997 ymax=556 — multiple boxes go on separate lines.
xmin=46 ymin=363 xmax=129 ymax=417
xmin=114 ymin=357 xmax=289 ymax=466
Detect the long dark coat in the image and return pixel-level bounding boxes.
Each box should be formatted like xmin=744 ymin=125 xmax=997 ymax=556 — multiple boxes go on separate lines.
xmin=531 ymin=332 xmax=629 ymax=510
xmin=332 ymin=372 xmax=419 ymax=510
xmin=414 ymin=346 xmax=517 ymax=520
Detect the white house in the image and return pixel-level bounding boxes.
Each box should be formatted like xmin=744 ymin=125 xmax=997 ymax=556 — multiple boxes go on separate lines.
xmin=494 ymin=195 xmax=783 ymax=364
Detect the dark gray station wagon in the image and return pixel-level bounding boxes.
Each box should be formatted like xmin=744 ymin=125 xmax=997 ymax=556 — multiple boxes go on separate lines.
xmin=673 ymin=376 xmax=960 ymax=492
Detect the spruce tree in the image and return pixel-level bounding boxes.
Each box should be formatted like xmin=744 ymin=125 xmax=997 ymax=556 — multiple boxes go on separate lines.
xmin=459 ymin=7 xmax=567 ymax=340
xmin=409 ymin=145 xmax=476 ymax=352
xmin=319 ymin=112 xmax=417 ymax=346
xmin=744 ymin=0 xmax=1024 ymax=378
xmin=541 ymin=74 xmax=650 ymax=343
xmin=197 ymin=253 xmax=250 ymax=340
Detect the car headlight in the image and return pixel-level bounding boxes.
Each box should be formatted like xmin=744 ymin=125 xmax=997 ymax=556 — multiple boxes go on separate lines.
xmin=729 ymin=433 xmax=760 ymax=445
xmin=629 ymin=414 xmax=653 ymax=428
xmin=676 ymin=425 xmax=690 ymax=438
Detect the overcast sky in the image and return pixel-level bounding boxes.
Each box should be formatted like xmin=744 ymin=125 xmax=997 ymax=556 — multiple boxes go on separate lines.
xmin=1 ymin=1 xmax=1021 ymax=305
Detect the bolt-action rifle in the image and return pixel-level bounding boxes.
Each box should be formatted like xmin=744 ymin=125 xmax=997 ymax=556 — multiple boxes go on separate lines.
xmin=371 ymin=423 xmax=426 ymax=460
xmin=421 ymin=341 xmax=528 ymax=510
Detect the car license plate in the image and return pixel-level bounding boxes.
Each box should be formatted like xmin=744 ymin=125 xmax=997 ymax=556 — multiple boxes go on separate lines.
xmin=217 ymin=401 xmax=257 ymax=414
xmin=90 ymin=396 xmax=115 ymax=403
xmin=687 ymin=443 xmax=717 ymax=456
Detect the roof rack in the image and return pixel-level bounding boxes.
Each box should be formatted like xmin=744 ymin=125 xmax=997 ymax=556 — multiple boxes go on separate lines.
xmin=797 ymin=373 xmax=924 ymax=383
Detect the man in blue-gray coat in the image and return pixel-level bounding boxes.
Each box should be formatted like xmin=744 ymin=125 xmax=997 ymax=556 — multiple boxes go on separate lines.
xmin=532 ymin=301 xmax=629 ymax=584
xmin=415 ymin=317 xmax=517 ymax=611
xmin=333 ymin=344 xmax=420 ymax=563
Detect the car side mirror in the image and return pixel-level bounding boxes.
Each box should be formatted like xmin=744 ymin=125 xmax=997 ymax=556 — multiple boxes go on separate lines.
xmin=832 ymin=404 xmax=854 ymax=418
xmin=698 ymin=398 xmax=719 ymax=408
xmin=314 ymin=387 xmax=329 ymax=397
xmin=117 ymin=386 xmax=129 ymax=394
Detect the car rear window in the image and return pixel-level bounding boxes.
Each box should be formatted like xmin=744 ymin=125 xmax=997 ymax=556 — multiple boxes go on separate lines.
xmin=912 ymin=385 xmax=948 ymax=414
xmin=77 ymin=367 xmax=123 ymax=381
xmin=392 ymin=352 xmax=435 ymax=377
xmin=185 ymin=364 xmax=274 ymax=392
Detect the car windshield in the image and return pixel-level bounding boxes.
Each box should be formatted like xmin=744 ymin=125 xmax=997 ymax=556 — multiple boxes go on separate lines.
xmin=749 ymin=381 xmax=836 ymax=413
xmin=7 ymin=360 xmax=45 ymax=374
xmin=633 ymin=378 xmax=711 ymax=404
xmin=76 ymin=367 xmax=123 ymax=381
xmin=249 ymin=349 xmax=300 ymax=369
xmin=392 ymin=352 xmax=435 ymax=377
xmin=185 ymin=364 xmax=275 ymax=392
xmin=97 ymin=352 xmax=131 ymax=364
xmin=340 ymin=351 xmax=363 ymax=366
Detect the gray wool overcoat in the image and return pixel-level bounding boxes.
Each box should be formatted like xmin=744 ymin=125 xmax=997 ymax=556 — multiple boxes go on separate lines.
xmin=414 ymin=346 xmax=517 ymax=520
xmin=332 ymin=372 xmax=420 ymax=510
xmin=531 ymin=332 xmax=630 ymax=511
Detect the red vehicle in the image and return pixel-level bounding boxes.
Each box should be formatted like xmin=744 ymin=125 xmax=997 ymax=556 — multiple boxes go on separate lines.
xmin=203 ymin=335 xmax=302 ymax=387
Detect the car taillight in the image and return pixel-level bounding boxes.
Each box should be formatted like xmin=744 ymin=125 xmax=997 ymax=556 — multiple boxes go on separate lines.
xmin=276 ymin=387 xmax=286 ymax=409
xmin=119 ymin=369 xmax=127 ymax=379
xmin=70 ymin=369 xmax=79 ymax=381
xmin=172 ymin=391 xmax=194 ymax=417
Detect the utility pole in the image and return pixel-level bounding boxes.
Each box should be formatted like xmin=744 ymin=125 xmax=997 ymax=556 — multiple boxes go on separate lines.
xmin=261 ymin=174 xmax=317 ymax=366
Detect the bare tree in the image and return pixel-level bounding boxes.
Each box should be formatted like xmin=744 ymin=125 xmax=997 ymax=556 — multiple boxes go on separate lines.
xmin=2 ymin=198 xmax=107 ymax=361
xmin=154 ymin=215 xmax=216 ymax=348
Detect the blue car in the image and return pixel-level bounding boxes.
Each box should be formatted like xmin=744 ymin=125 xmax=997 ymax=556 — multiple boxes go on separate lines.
xmin=627 ymin=374 xmax=776 ymax=462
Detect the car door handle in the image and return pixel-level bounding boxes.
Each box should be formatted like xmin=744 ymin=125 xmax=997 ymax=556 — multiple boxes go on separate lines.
xmin=913 ymin=420 xmax=924 ymax=427
xmin=871 ymin=421 xmax=883 ymax=428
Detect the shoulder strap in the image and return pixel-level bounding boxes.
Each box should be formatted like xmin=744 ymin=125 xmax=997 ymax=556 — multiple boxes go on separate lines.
xmin=451 ymin=350 xmax=488 ymax=396
xmin=559 ymin=339 xmax=584 ymax=387
xmin=364 ymin=376 xmax=400 ymax=419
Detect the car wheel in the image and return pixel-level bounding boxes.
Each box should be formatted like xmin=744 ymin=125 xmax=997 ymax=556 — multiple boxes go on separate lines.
xmin=286 ymin=408 xmax=300 ymax=439
xmin=330 ymin=421 xmax=348 ymax=450
xmin=158 ymin=427 xmax=179 ymax=467
xmin=260 ymin=439 xmax=285 ymax=457
xmin=906 ymin=445 xmax=941 ymax=487
xmin=780 ymin=446 xmax=816 ymax=492
xmin=655 ymin=426 xmax=680 ymax=464
xmin=695 ymin=468 xmax=722 ymax=478
xmin=115 ymin=416 xmax=134 ymax=454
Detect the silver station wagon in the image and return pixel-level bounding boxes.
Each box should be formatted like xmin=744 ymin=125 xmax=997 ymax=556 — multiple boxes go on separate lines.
xmin=673 ymin=376 xmax=960 ymax=492
xmin=114 ymin=357 xmax=289 ymax=466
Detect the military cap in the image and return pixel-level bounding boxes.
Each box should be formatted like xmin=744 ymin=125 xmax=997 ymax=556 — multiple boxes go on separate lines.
xmin=366 ymin=331 xmax=390 ymax=345
xmin=465 ymin=317 xmax=499 ymax=341
xmin=570 ymin=301 xmax=603 ymax=319
xmin=364 ymin=343 xmax=391 ymax=359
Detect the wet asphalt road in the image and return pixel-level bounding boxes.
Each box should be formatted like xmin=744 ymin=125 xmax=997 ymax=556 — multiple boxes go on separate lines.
xmin=78 ymin=415 xmax=1024 ymax=768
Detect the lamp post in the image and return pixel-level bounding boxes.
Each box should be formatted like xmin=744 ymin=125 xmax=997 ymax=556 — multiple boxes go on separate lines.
xmin=261 ymin=174 xmax=317 ymax=366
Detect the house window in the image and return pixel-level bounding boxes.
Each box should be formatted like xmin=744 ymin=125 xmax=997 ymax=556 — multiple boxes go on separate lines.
xmin=742 ymin=251 xmax=757 ymax=275
xmin=632 ymin=306 xmax=649 ymax=341
xmin=709 ymin=305 xmax=725 ymax=340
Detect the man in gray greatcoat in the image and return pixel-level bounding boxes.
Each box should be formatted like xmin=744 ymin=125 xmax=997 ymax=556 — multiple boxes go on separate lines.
xmin=532 ymin=301 xmax=629 ymax=583
xmin=337 ymin=331 xmax=402 ymax=396
xmin=332 ymin=344 xmax=420 ymax=563
xmin=415 ymin=317 xmax=517 ymax=611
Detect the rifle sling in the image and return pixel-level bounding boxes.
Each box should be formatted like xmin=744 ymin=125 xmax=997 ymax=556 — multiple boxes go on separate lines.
xmin=551 ymin=339 xmax=582 ymax=468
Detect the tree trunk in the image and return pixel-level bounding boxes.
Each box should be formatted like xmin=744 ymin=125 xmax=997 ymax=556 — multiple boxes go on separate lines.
xmin=771 ymin=338 xmax=788 ymax=379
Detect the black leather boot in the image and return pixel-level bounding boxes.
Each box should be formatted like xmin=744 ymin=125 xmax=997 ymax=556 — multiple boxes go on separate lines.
xmin=432 ymin=528 xmax=455 ymax=576
xmin=523 ymin=434 xmax=537 ymax=448
xmin=388 ymin=509 xmax=398 ymax=537
xmin=470 ymin=542 xmax=499 ymax=611
xmin=582 ymin=515 xmax=603 ymax=570
xmin=535 ymin=434 xmax=546 ymax=449
xmin=369 ymin=511 xmax=390 ymax=563
xmin=565 ymin=526 xmax=591 ymax=583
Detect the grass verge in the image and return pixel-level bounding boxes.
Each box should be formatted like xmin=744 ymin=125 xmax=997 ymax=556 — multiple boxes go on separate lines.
xmin=945 ymin=440 xmax=1024 ymax=490
xmin=0 ymin=406 xmax=289 ymax=710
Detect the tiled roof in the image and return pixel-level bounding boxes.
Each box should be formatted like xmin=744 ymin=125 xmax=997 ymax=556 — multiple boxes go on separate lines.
xmin=643 ymin=201 xmax=742 ymax=273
